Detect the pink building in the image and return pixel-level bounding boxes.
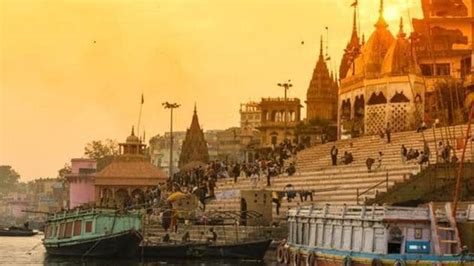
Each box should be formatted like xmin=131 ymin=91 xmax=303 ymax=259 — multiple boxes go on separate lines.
xmin=66 ymin=158 xmax=96 ymax=208
xmin=6 ymin=193 xmax=28 ymax=219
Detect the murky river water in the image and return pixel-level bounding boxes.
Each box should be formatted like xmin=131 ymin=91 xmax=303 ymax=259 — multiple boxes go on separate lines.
xmin=0 ymin=235 xmax=279 ymax=265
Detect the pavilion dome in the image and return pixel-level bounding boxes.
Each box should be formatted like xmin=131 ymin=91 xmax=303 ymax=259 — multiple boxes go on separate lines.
xmin=126 ymin=126 xmax=140 ymax=143
xmin=381 ymin=18 xmax=421 ymax=76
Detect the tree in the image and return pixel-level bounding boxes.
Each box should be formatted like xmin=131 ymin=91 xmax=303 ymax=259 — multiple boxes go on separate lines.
xmin=84 ymin=139 xmax=120 ymax=171
xmin=57 ymin=164 xmax=72 ymax=180
xmin=84 ymin=139 xmax=119 ymax=159
xmin=0 ymin=165 xmax=20 ymax=195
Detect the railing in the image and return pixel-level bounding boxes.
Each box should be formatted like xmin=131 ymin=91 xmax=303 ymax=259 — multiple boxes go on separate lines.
xmin=356 ymin=172 xmax=389 ymax=205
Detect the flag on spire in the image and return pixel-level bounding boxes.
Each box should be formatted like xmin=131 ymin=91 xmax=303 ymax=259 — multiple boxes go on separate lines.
xmin=351 ymin=0 xmax=358 ymax=7
xmin=141 ymin=93 xmax=144 ymax=104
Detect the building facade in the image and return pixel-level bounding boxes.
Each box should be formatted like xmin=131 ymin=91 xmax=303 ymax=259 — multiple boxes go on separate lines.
xmin=338 ymin=2 xmax=425 ymax=136
xmin=258 ymin=97 xmax=302 ymax=146
xmin=412 ymin=0 xmax=473 ymax=120
xmin=66 ymin=158 xmax=96 ymax=209
xmin=240 ymin=101 xmax=261 ymax=129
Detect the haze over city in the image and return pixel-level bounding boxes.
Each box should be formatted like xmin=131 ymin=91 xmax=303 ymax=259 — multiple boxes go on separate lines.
xmin=0 ymin=0 xmax=422 ymax=181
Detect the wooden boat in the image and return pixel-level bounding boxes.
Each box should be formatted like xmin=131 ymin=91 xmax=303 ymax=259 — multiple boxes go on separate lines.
xmin=142 ymin=239 xmax=271 ymax=260
xmin=42 ymin=208 xmax=142 ymax=258
xmin=278 ymin=203 xmax=474 ymax=266
xmin=0 ymin=227 xmax=38 ymax=237
xmin=202 ymin=238 xmax=272 ymax=260
xmin=142 ymin=242 xmax=208 ymax=258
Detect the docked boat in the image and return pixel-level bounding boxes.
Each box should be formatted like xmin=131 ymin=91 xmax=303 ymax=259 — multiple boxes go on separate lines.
xmin=142 ymin=239 xmax=271 ymax=260
xmin=0 ymin=227 xmax=38 ymax=237
xmin=278 ymin=203 xmax=474 ymax=265
xmin=42 ymin=207 xmax=142 ymax=258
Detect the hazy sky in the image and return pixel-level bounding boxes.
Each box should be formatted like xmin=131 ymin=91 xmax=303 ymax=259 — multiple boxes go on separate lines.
xmin=0 ymin=0 xmax=422 ymax=181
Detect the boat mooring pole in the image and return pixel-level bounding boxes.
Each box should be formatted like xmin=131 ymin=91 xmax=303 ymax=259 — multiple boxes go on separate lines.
xmin=452 ymin=103 xmax=474 ymax=216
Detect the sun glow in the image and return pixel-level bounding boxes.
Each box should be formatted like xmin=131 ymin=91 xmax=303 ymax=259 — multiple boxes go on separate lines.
xmin=384 ymin=5 xmax=401 ymax=22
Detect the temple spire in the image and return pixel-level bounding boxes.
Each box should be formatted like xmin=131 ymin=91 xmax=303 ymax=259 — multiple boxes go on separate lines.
xmin=352 ymin=8 xmax=357 ymax=34
xmin=319 ymin=35 xmax=323 ymax=57
xmin=131 ymin=125 xmax=135 ymax=136
xmin=375 ymin=0 xmax=388 ymax=28
xmin=194 ymin=103 xmax=197 ymax=114
xmin=397 ymin=17 xmax=406 ymax=38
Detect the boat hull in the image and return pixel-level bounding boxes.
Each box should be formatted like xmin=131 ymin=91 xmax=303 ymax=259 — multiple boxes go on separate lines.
xmin=203 ymin=239 xmax=272 ymax=260
xmin=44 ymin=230 xmax=142 ymax=258
xmin=142 ymin=243 xmax=208 ymax=258
xmin=278 ymin=244 xmax=474 ymax=266
xmin=143 ymin=239 xmax=272 ymax=260
xmin=0 ymin=230 xmax=38 ymax=237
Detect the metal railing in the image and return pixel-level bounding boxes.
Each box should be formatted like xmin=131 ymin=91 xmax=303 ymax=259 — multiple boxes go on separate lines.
xmin=356 ymin=172 xmax=389 ymax=205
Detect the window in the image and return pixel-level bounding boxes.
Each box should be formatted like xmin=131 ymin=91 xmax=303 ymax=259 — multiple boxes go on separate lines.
xmin=64 ymin=222 xmax=73 ymax=238
xmin=45 ymin=225 xmax=52 ymax=239
xmin=73 ymin=220 xmax=82 ymax=236
xmin=436 ymin=63 xmax=450 ymax=76
xmin=85 ymin=221 xmax=93 ymax=233
xmin=420 ymin=64 xmax=434 ymax=76
xmin=58 ymin=223 xmax=65 ymax=239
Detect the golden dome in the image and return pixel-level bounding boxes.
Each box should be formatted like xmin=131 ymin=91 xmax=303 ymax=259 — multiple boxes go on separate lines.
xmin=345 ymin=0 xmax=394 ymax=79
xmin=126 ymin=126 xmax=140 ymax=143
xmin=381 ymin=18 xmax=421 ymax=76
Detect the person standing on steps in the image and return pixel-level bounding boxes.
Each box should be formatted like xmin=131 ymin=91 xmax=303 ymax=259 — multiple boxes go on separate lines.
xmin=385 ymin=123 xmax=392 ymax=143
xmin=330 ymin=145 xmax=338 ymax=166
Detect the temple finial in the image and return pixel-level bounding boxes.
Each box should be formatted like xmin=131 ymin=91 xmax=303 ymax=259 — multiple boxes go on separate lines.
xmin=319 ymin=35 xmax=323 ymax=56
xmin=352 ymin=8 xmax=357 ymax=33
xmin=194 ymin=103 xmax=197 ymax=114
xmin=375 ymin=0 xmax=387 ymax=28
xmin=398 ymin=17 xmax=406 ymax=38
xmin=131 ymin=125 xmax=135 ymax=136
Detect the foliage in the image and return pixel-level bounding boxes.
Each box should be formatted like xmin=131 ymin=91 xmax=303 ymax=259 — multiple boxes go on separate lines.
xmin=0 ymin=165 xmax=20 ymax=195
xmin=84 ymin=139 xmax=119 ymax=159
xmin=57 ymin=164 xmax=72 ymax=180
xmin=84 ymin=139 xmax=120 ymax=171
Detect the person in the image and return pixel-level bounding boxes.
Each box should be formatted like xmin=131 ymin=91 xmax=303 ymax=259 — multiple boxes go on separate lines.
xmin=162 ymin=208 xmax=172 ymax=232
xmin=286 ymin=163 xmax=296 ymax=176
xmin=418 ymin=151 xmax=429 ymax=166
xmin=162 ymin=233 xmax=170 ymax=243
xmin=376 ymin=152 xmax=383 ymax=169
xmin=272 ymin=191 xmax=281 ymax=215
xmin=299 ymin=190 xmax=313 ymax=202
xmin=437 ymin=141 xmax=445 ymax=162
xmin=343 ymin=151 xmax=353 ymax=165
xmin=330 ymin=146 xmax=338 ymax=166
xmin=401 ymin=145 xmax=407 ymax=163
xmin=182 ymin=231 xmax=190 ymax=242
xmin=366 ymin=157 xmax=375 ymax=172
xmin=207 ymin=228 xmax=218 ymax=243
xmin=385 ymin=123 xmax=391 ymax=143
xmin=23 ymin=221 xmax=29 ymax=229
xmin=417 ymin=121 xmax=427 ymax=133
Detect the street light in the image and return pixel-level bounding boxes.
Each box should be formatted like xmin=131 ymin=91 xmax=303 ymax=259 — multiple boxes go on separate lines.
xmin=162 ymin=102 xmax=181 ymax=178
xmin=277 ymin=80 xmax=293 ymax=139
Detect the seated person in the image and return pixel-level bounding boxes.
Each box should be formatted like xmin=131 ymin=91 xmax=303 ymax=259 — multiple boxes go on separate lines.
xmin=286 ymin=163 xmax=296 ymax=176
xmin=416 ymin=121 xmax=428 ymax=132
xmin=162 ymin=233 xmax=170 ymax=243
xmin=181 ymin=232 xmax=190 ymax=242
xmin=206 ymin=228 xmax=218 ymax=243
xmin=343 ymin=152 xmax=353 ymax=165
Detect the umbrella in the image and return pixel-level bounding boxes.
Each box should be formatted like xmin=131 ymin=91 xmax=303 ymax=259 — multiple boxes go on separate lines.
xmin=167 ymin=192 xmax=186 ymax=202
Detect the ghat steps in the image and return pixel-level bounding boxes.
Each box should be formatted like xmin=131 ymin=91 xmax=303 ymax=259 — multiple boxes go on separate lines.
xmin=206 ymin=125 xmax=472 ymax=219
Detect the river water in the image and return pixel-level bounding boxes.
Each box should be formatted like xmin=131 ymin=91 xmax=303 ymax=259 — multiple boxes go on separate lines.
xmin=0 ymin=235 xmax=279 ymax=265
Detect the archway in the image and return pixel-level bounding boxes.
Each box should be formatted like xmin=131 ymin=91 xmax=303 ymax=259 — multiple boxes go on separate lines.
xmin=115 ymin=189 xmax=130 ymax=207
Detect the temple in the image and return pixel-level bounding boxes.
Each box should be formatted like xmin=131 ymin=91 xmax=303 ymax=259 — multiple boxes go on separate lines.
xmin=94 ymin=127 xmax=167 ymax=206
xmin=178 ymin=105 xmax=210 ymax=169
xmin=338 ymin=0 xmax=425 ymax=137
xmin=306 ymin=36 xmax=338 ymax=122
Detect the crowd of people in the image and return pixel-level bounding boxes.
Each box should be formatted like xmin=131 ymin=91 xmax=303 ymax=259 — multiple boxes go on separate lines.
xmin=166 ymin=139 xmax=303 ymax=211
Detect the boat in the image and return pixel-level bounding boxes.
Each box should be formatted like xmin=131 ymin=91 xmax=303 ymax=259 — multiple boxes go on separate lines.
xmin=42 ymin=207 xmax=142 ymax=258
xmin=202 ymin=238 xmax=272 ymax=260
xmin=142 ymin=239 xmax=271 ymax=260
xmin=0 ymin=226 xmax=38 ymax=237
xmin=277 ymin=203 xmax=474 ymax=265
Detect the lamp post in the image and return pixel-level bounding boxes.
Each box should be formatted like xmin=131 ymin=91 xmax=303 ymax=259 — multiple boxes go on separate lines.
xmin=162 ymin=102 xmax=180 ymax=178
xmin=277 ymin=80 xmax=293 ymax=139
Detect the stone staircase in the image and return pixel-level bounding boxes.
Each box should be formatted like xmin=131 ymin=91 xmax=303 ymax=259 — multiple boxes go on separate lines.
xmin=205 ymin=124 xmax=473 ymax=219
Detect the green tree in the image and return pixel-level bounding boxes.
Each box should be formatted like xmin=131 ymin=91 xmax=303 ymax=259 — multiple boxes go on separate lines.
xmin=84 ymin=139 xmax=120 ymax=171
xmin=57 ymin=164 xmax=72 ymax=180
xmin=0 ymin=165 xmax=20 ymax=195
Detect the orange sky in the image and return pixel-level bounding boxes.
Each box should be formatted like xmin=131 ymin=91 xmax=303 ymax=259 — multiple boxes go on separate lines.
xmin=0 ymin=0 xmax=422 ymax=181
